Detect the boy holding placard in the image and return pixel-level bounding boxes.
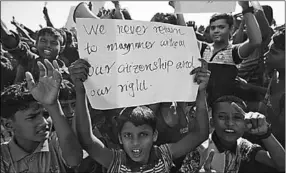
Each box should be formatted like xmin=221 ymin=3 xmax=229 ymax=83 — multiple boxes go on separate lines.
xmin=69 ymin=58 xmax=210 ymax=172
xmin=199 ymin=1 xmax=262 ymax=105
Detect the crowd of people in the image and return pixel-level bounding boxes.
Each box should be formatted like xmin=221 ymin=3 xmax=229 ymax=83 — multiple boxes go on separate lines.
xmin=0 ymin=1 xmax=285 ymax=173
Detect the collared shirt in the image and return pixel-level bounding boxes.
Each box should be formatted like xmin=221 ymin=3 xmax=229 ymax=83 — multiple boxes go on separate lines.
xmin=1 ymin=133 xmax=68 ymax=173
xmin=179 ymin=131 xmax=263 ymax=173
xmin=108 ymin=144 xmax=174 ymax=173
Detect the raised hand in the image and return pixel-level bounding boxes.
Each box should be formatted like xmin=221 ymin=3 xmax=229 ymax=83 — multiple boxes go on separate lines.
xmin=68 ymin=59 xmax=91 ymax=93
xmin=168 ymin=1 xmax=175 ymax=8
xmin=190 ymin=59 xmax=210 ymax=91
xmin=25 ymin=59 xmax=62 ymax=105
xmin=231 ymin=102 xmax=269 ymax=135
xmin=199 ymin=150 xmax=216 ymax=173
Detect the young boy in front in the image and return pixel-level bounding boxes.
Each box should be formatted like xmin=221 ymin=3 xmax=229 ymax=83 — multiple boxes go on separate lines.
xmin=69 ymin=58 xmax=210 ymax=172
xmin=179 ymin=95 xmax=285 ymax=173
xmin=0 ymin=59 xmax=82 ymax=172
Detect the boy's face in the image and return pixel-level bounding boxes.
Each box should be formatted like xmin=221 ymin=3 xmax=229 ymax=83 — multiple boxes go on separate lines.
xmin=210 ymin=19 xmax=232 ymax=44
xmin=265 ymin=41 xmax=285 ymax=70
xmin=60 ymin=99 xmax=76 ymax=125
xmin=212 ymin=102 xmax=246 ymax=144
xmin=11 ymin=102 xmax=50 ymax=142
xmin=119 ymin=121 xmax=158 ymax=164
xmin=36 ymin=33 xmax=61 ymax=61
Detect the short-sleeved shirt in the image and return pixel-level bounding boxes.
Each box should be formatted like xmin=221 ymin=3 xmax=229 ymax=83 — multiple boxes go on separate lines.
xmin=179 ymin=131 xmax=263 ymax=173
xmin=108 ymin=144 xmax=174 ymax=173
xmin=201 ymin=43 xmax=243 ymax=104
xmin=0 ymin=133 xmax=68 ymax=173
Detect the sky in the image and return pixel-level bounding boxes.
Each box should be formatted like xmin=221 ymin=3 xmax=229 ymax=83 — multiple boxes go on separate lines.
xmin=1 ymin=1 xmax=285 ymax=32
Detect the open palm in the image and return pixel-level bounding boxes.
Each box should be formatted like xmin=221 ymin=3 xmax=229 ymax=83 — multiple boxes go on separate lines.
xmin=25 ymin=59 xmax=62 ymax=105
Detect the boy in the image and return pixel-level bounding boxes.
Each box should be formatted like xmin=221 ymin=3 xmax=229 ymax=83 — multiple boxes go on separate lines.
xmin=68 ymin=58 xmax=210 ymax=172
xmin=0 ymin=59 xmax=82 ymax=172
xmin=180 ymin=95 xmax=285 ymax=173
xmin=200 ymin=1 xmax=262 ymax=104
xmin=1 ymin=20 xmax=69 ymax=83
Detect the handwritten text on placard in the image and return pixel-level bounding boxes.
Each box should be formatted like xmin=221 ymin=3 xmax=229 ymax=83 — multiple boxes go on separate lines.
xmin=76 ymin=19 xmax=201 ymax=110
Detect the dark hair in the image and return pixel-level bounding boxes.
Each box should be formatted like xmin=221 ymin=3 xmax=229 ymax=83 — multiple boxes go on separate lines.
xmin=36 ymin=27 xmax=64 ymax=47
xmin=116 ymin=106 xmax=157 ymax=133
xmin=151 ymin=13 xmax=178 ymax=25
xmin=59 ymin=79 xmax=76 ymax=101
xmin=211 ymin=95 xmax=248 ymax=115
xmin=210 ymin=13 xmax=234 ymax=28
xmin=1 ymin=82 xmax=36 ymax=119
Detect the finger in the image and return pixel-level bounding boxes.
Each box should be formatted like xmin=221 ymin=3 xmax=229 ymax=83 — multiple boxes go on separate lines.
xmin=53 ymin=60 xmax=60 ymax=70
xmin=25 ymin=72 xmax=36 ymax=91
xmin=44 ymin=59 xmax=54 ymax=77
xmin=257 ymin=114 xmax=265 ymax=127
xmin=190 ymin=67 xmax=200 ymax=75
xmin=170 ymin=102 xmax=177 ymax=115
xmin=53 ymin=69 xmax=62 ymax=85
xmin=231 ymin=102 xmax=246 ymax=116
xmin=204 ymin=149 xmax=215 ymax=171
xmin=37 ymin=61 xmax=47 ymax=78
xmin=250 ymin=112 xmax=259 ymax=129
xmin=199 ymin=58 xmax=208 ymax=70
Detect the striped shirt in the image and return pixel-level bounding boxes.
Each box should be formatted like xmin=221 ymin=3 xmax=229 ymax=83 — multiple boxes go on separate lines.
xmin=0 ymin=133 xmax=68 ymax=173
xmin=108 ymin=144 xmax=173 ymax=173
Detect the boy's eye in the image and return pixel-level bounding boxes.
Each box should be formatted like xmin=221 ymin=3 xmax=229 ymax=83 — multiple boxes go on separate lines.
xmin=234 ymin=115 xmax=243 ymax=120
xmin=123 ymin=133 xmax=132 ymax=139
xmin=51 ymin=41 xmax=59 ymax=45
xmin=218 ymin=115 xmax=226 ymax=120
xmin=210 ymin=26 xmax=216 ymax=30
xmin=40 ymin=38 xmax=47 ymax=43
xmin=140 ymin=133 xmax=148 ymax=137
xmin=218 ymin=25 xmax=225 ymax=29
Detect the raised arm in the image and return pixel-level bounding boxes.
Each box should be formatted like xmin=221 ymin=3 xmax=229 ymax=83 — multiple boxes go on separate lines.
xmin=25 ymin=59 xmax=83 ymax=167
xmin=43 ymin=6 xmax=54 ymax=28
xmin=232 ymin=103 xmax=285 ymax=172
xmin=169 ymin=1 xmax=186 ymax=26
xmin=237 ymin=1 xmax=262 ymax=58
xmin=69 ymin=59 xmax=113 ymax=168
xmin=169 ymin=59 xmax=210 ymax=159
xmin=112 ymin=1 xmax=125 ymax=20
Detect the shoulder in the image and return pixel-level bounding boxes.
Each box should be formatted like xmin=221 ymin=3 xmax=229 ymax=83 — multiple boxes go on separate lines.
xmin=238 ymin=138 xmax=263 ymax=162
xmin=107 ymin=148 xmax=126 ymax=173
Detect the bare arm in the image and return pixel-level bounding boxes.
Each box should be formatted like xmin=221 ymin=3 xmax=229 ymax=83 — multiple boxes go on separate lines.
xmin=43 ymin=6 xmax=54 ymax=27
xmin=70 ymin=59 xmax=113 ymax=168
xmin=26 ymin=60 xmax=83 ymax=167
xmin=255 ymin=134 xmax=285 ymax=172
xmin=169 ymin=1 xmax=186 ymax=26
xmin=169 ymin=60 xmax=210 ymax=159
xmin=238 ymin=1 xmax=262 ymax=59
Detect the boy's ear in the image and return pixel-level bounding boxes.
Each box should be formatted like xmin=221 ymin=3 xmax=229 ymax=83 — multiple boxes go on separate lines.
xmin=153 ymin=130 xmax=158 ymax=142
xmin=118 ymin=133 xmax=123 ymax=144
xmin=60 ymin=46 xmax=65 ymax=54
xmin=1 ymin=118 xmax=14 ymax=131
xmin=210 ymin=117 xmax=214 ymax=128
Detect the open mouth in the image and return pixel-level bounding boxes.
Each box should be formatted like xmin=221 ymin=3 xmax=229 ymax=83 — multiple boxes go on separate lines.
xmin=43 ymin=49 xmax=52 ymax=56
xmin=224 ymin=129 xmax=235 ymax=133
xmin=131 ymin=149 xmax=142 ymax=157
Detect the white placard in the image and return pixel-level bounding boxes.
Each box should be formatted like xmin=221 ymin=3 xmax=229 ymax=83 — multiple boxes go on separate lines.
xmin=175 ymin=1 xmax=236 ymax=13
xmin=76 ymin=19 xmax=201 ymax=110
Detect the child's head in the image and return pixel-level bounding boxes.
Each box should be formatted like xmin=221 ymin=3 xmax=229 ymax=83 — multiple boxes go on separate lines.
xmin=1 ymin=82 xmax=50 ymax=143
xmin=211 ymin=95 xmax=248 ymax=144
xmin=265 ymin=28 xmax=285 ymax=71
xmin=35 ymin=27 xmax=65 ymax=61
xmin=209 ymin=13 xmax=234 ymax=44
xmin=59 ymin=79 xmax=76 ymax=125
xmin=116 ymin=106 xmax=158 ymax=164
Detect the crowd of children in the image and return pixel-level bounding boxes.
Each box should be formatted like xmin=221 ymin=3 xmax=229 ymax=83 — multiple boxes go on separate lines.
xmin=1 ymin=1 xmax=285 ymax=173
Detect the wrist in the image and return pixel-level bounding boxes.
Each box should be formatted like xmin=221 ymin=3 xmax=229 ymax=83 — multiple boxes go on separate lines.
xmin=44 ymin=100 xmax=61 ymax=110
xmin=256 ymin=123 xmax=272 ymax=140
xmin=242 ymin=6 xmax=254 ymax=15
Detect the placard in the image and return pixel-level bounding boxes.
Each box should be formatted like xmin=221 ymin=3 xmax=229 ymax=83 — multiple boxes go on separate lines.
xmin=76 ymin=19 xmax=201 ymax=110
xmin=175 ymin=1 xmax=236 ymax=13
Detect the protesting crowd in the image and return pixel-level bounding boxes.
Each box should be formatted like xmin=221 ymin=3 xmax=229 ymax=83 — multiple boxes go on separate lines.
xmin=0 ymin=1 xmax=285 ymax=173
